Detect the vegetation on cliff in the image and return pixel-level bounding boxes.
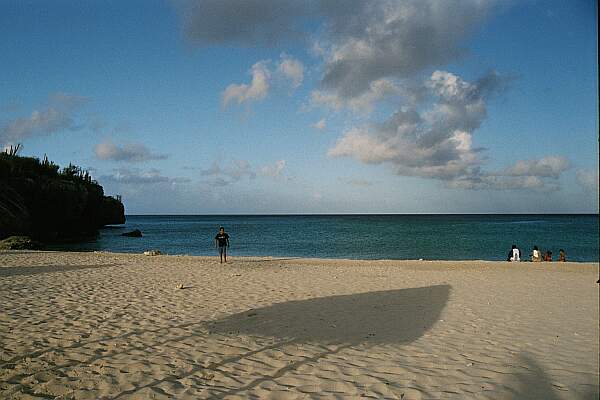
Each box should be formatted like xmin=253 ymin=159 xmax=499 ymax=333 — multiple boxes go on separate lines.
xmin=0 ymin=146 xmax=125 ymax=241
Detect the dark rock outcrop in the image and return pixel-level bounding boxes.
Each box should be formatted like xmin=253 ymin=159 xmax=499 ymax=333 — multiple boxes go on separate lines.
xmin=0 ymin=236 xmax=44 ymax=250
xmin=122 ymin=229 xmax=142 ymax=237
xmin=102 ymin=197 xmax=126 ymax=227
xmin=0 ymin=153 xmax=125 ymax=241
xmin=0 ymin=185 xmax=31 ymax=236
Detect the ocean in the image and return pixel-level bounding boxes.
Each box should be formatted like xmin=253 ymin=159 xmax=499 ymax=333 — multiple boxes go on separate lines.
xmin=49 ymin=214 xmax=599 ymax=262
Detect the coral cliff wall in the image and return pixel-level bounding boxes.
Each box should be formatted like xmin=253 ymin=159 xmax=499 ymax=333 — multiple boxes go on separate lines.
xmin=0 ymin=154 xmax=125 ymax=241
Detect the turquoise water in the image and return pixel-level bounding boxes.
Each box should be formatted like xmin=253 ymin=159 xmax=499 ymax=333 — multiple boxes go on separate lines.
xmin=50 ymin=214 xmax=599 ymax=262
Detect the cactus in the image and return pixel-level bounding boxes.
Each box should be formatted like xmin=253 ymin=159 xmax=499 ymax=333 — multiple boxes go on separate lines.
xmin=1 ymin=151 xmax=102 ymax=187
xmin=4 ymin=143 xmax=22 ymax=156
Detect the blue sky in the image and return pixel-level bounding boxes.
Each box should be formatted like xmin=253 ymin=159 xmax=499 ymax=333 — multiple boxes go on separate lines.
xmin=1 ymin=0 xmax=597 ymax=214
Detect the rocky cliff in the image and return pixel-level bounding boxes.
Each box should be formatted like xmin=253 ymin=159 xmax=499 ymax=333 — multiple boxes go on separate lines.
xmin=0 ymin=153 xmax=125 ymax=241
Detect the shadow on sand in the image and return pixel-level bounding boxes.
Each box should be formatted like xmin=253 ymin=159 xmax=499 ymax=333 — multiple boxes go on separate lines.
xmin=209 ymin=284 xmax=451 ymax=344
xmin=508 ymin=353 xmax=599 ymax=400
xmin=111 ymin=285 xmax=450 ymax=398
xmin=0 ymin=263 xmax=118 ymax=278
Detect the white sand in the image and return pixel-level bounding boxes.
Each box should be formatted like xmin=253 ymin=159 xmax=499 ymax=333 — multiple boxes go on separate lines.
xmin=0 ymin=251 xmax=598 ymax=399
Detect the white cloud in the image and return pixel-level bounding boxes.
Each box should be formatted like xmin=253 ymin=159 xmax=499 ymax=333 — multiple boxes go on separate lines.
xmin=312 ymin=118 xmax=326 ymax=130
xmin=576 ymin=169 xmax=599 ymax=192
xmin=99 ymin=168 xmax=188 ymax=185
xmin=448 ymin=156 xmax=571 ymax=191
xmin=426 ymin=70 xmax=475 ymax=102
xmin=201 ymin=159 xmax=256 ymax=185
xmin=277 ymin=54 xmax=304 ymax=88
xmin=94 ymin=140 xmax=168 ymax=162
xmin=310 ymin=91 xmax=343 ymax=111
xmin=328 ymin=71 xmax=497 ymax=180
xmin=260 ymin=159 xmax=286 ymax=177
xmin=222 ymin=61 xmax=271 ymax=106
xmin=503 ymin=156 xmax=570 ymax=178
xmin=0 ymin=93 xmax=87 ymax=145
xmin=311 ymin=78 xmax=399 ymax=113
xmin=200 ymin=159 xmax=287 ymax=185
xmin=328 ymin=127 xmax=399 ymax=164
xmin=222 ymin=55 xmax=302 ymax=108
xmin=227 ymin=159 xmax=256 ymax=180
xmin=449 ymin=175 xmax=553 ymax=191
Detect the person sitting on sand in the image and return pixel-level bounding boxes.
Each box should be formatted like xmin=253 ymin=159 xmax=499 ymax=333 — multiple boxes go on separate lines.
xmin=558 ymin=249 xmax=566 ymax=262
xmin=543 ymin=250 xmax=552 ymax=262
xmin=507 ymin=244 xmax=521 ymax=262
xmin=531 ymin=246 xmax=541 ymax=262
xmin=215 ymin=227 xmax=230 ymax=263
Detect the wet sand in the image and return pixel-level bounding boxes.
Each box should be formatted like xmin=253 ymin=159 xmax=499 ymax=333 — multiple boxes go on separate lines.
xmin=1 ymin=251 xmax=598 ymax=399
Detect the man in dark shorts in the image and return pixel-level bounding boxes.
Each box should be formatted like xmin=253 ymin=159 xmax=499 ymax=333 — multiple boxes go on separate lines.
xmin=215 ymin=227 xmax=230 ymax=263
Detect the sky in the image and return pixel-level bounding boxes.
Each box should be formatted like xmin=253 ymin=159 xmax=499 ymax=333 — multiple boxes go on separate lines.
xmin=1 ymin=0 xmax=598 ymax=214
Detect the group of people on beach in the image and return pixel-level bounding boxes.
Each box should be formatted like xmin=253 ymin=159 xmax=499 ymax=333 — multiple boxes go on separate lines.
xmin=507 ymin=244 xmax=566 ymax=262
xmin=217 ymin=226 xmax=572 ymax=264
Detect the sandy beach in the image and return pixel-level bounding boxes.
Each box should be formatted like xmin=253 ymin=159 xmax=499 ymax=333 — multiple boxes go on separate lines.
xmin=0 ymin=251 xmax=598 ymax=399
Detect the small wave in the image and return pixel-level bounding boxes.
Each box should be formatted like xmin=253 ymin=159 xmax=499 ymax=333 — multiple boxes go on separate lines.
xmin=489 ymin=220 xmax=546 ymax=225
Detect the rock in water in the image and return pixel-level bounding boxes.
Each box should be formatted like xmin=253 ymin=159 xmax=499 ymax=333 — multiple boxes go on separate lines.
xmin=122 ymin=229 xmax=142 ymax=237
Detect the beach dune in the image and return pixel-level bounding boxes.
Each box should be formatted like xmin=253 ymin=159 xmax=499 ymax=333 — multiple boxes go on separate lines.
xmin=1 ymin=251 xmax=598 ymax=399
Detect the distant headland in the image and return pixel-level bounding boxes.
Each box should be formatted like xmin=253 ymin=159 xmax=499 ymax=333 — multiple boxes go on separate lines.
xmin=0 ymin=144 xmax=125 ymax=246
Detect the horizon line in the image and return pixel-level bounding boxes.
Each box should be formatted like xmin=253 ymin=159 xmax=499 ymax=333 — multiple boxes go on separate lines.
xmin=122 ymin=212 xmax=599 ymax=216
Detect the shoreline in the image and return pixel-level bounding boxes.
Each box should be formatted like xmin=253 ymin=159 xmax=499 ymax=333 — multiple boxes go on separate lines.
xmin=6 ymin=249 xmax=600 ymax=265
xmin=1 ymin=250 xmax=598 ymax=398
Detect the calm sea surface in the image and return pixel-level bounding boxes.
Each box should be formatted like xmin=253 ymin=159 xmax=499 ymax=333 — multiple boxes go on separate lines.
xmin=50 ymin=215 xmax=599 ymax=262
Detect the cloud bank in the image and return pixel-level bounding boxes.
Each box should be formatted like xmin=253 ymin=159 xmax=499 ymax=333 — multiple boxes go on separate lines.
xmin=180 ymin=1 xmax=576 ymax=193
xmin=576 ymin=169 xmax=599 ymax=193
xmin=311 ymin=78 xmax=399 ymax=113
xmin=260 ymin=159 xmax=286 ymax=177
xmin=95 ymin=140 xmax=168 ymax=162
xmin=502 ymin=156 xmax=570 ymax=179
xmin=329 ymin=71 xmax=500 ymax=180
xmin=180 ymin=0 xmax=495 ymax=104
xmin=328 ymin=70 xmax=570 ymax=190
xmin=177 ymin=0 xmax=312 ymax=47
xmin=0 ymin=93 xmax=87 ymax=146
xmin=200 ymin=159 xmax=287 ymax=186
xmin=99 ymin=168 xmax=189 ymax=185
xmin=317 ymin=0 xmax=493 ymax=101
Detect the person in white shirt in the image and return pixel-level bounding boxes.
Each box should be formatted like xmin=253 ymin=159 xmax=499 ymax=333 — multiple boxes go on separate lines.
xmin=507 ymin=244 xmax=521 ymax=261
xmin=531 ymin=245 xmax=541 ymax=262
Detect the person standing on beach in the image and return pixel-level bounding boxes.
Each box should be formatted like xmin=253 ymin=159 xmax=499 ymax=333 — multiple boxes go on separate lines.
xmin=215 ymin=227 xmax=230 ymax=263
